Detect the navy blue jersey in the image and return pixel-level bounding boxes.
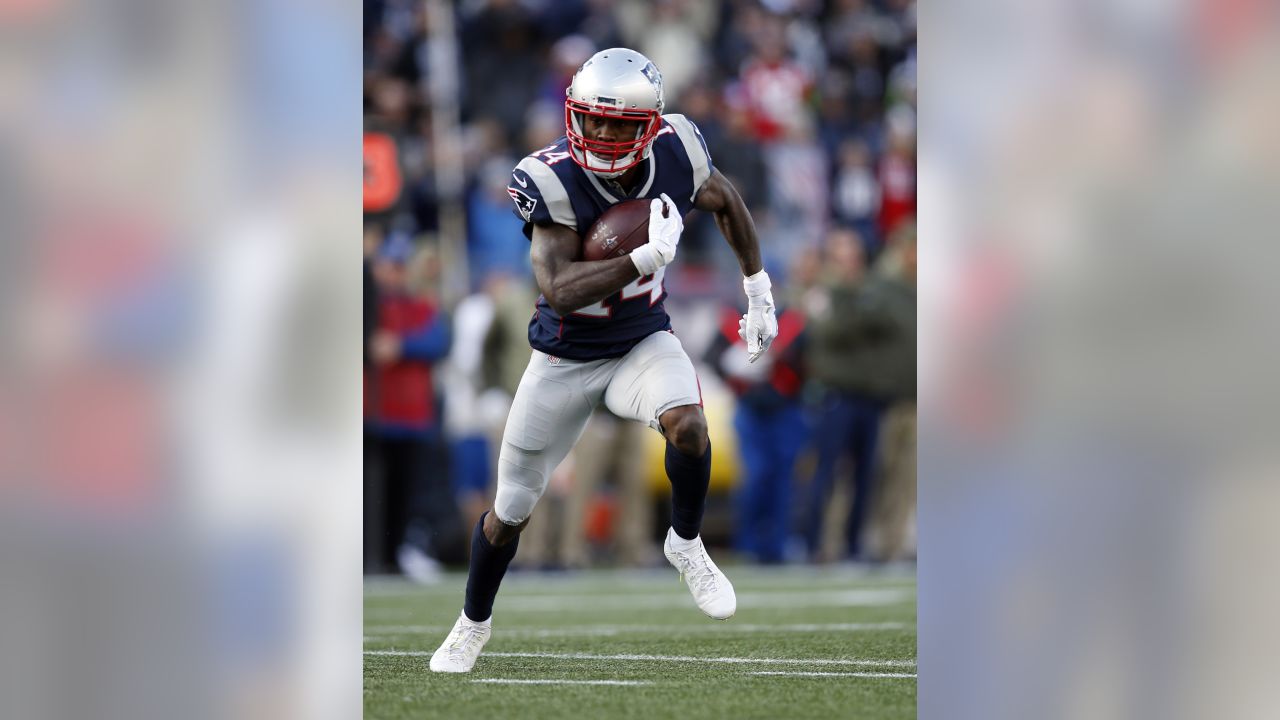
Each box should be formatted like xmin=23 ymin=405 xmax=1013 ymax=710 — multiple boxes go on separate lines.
xmin=506 ymin=114 xmax=714 ymax=361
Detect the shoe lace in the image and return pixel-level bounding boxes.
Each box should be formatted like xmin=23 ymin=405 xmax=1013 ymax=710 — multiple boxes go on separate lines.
xmin=446 ymin=623 xmax=486 ymax=659
xmin=676 ymin=549 xmax=719 ymax=594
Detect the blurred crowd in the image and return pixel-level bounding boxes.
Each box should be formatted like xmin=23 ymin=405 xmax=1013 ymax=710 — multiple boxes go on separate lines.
xmin=363 ymin=0 xmax=916 ymax=578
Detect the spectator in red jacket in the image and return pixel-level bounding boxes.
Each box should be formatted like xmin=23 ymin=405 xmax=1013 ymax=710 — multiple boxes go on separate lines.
xmin=878 ymin=106 xmax=916 ymax=239
xmin=706 ymin=289 xmax=808 ymax=564
xmin=364 ymin=233 xmax=462 ymax=580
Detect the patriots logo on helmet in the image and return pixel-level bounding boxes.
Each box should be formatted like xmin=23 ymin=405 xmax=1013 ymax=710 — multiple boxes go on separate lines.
xmin=508 ymin=186 xmax=538 ymax=221
xmin=640 ymin=61 xmax=663 ymax=99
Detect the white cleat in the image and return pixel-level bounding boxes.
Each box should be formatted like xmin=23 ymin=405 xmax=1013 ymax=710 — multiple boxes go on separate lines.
xmin=428 ymin=612 xmax=492 ymax=673
xmin=664 ymin=528 xmax=737 ymax=620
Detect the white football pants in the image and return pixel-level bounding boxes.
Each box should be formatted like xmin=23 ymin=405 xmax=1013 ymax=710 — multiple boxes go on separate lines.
xmin=492 ymin=330 xmax=702 ymax=525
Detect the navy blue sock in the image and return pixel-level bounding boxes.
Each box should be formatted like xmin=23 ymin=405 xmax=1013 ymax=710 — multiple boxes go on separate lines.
xmin=666 ymin=440 xmax=712 ymax=540
xmin=463 ymin=512 xmax=519 ymax=622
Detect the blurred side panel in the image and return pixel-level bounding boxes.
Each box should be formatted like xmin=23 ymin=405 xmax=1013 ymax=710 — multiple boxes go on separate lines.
xmin=0 ymin=1 xmax=361 ymax=719
xmin=921 ymin=0 xmax=1280 ymax=718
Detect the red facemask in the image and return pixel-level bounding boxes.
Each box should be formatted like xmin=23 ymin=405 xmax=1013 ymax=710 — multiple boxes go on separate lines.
xmin=565 ymin=97 xmax=662 ymax=175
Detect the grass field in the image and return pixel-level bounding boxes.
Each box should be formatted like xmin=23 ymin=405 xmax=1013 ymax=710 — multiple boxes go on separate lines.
xmin=364 ymin=563 xmax=916 ymax=719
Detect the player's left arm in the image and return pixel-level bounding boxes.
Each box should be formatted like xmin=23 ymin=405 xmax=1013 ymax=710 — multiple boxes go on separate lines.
xmin=694 ymin=168 xmax=777 ymax=362
xmin=694 ymin=168 xmax=762 ymax=277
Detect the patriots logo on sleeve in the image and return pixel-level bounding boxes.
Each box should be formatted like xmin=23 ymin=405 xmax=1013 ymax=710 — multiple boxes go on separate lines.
xmin=508 ymin=186 xmax=538 ymax=221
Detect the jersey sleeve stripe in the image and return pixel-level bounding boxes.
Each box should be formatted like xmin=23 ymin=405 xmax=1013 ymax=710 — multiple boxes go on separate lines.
xmin=663 ymin=114 xmax=712 ymax=200
xmin=516 ymin=156 xmax=578 ymax=230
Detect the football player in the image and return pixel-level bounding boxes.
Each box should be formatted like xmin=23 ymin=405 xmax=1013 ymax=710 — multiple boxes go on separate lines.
xmin=430 ymin=48 xmax=778 ymax=672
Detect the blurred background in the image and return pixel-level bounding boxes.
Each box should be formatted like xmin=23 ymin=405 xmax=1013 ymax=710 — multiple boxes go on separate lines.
xmin=362 ymin=0 xmax=918 ymax=579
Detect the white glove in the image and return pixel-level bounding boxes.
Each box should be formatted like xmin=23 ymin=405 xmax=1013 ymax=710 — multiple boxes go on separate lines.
xmin=739 ymin=269 xmax=778 ymax=363
xmin=630 ymin=193 xmax=682 ymax=276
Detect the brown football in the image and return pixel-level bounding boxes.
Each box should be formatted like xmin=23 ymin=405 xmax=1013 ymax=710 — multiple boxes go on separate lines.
xmin=582 ymin=198 xmax=663 ymax=262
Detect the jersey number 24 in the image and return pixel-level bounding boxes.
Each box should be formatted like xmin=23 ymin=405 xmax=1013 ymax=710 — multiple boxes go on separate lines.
xmin=573 ymin=267 xmax=665 ymax=318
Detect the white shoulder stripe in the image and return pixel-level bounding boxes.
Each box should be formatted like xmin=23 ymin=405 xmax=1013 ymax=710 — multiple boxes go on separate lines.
xmin=663 ymin=114 xmax=712 ymax=200
xmin=516 ymin=157 xmax=577 ymax=230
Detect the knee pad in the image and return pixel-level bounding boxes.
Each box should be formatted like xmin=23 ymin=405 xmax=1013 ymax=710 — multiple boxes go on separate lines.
xmin=493 ymin=455 xmax=546 ymax=525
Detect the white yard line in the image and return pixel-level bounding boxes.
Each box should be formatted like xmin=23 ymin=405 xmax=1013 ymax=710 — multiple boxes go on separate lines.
xmin=471 ymin=679 xmax=651 ymax=686
xmin=750 ymin=671 xmax=917 ymax=679
xmin=486 ymin=652 xmax=918 ymax=668
xmin=366 ymin=650 xmax=914 ymax=668
xmin=365 ymin=622 xmax=909 ymax=637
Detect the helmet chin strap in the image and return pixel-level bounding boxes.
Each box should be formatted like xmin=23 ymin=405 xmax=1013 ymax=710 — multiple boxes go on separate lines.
xmin=587 ymin=152 xmax=634 ymax=179
xmin=583 ymin=143 xmax=650 ymax=179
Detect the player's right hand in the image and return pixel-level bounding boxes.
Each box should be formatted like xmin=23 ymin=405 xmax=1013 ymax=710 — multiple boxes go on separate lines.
xmin=630 ymin=193 xmax=682 ymax=276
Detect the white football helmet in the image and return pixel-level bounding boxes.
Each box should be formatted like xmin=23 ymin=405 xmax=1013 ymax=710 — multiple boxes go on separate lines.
xmin=565 ymin=48 xmax=665 ymax=178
